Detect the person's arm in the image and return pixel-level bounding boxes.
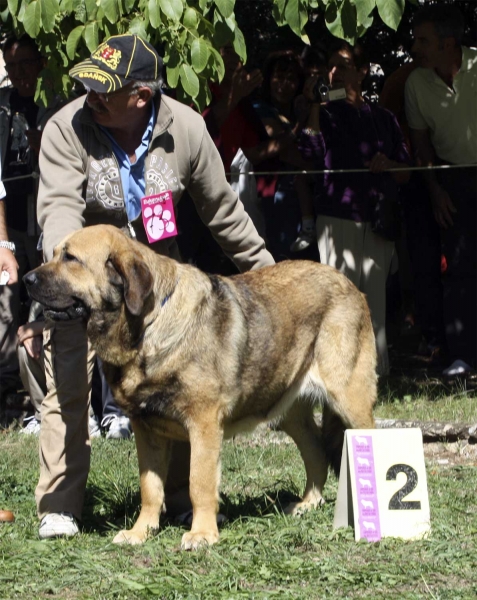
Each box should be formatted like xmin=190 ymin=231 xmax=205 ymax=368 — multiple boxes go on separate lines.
xmin=210 ymin=68 xmax=263 ymax=130
xmin=17 ymin=320 xmax=45 ymax=360
xmin=37 ymin=106 xmax=88 ymax=261
xmin=367 ymin=153 xmax=410 ymax=184
xmin=409 ymin=127 xmax=456 ymax=228
xmin=0 ymin=198 xmax=19 ymax=285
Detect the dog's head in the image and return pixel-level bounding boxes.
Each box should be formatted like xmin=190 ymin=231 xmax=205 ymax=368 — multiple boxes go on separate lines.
xmin=24 ymin=225 xmax=154 ymax=323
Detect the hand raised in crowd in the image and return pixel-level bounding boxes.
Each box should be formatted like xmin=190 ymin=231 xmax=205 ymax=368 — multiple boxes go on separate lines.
xmin=0 ymin=247 xmax=18 ymax=284
xmin=26 ymin=129 xmax=43 ymax=156
xmin=429 ymin=184 xmax=456 ymax=229
xmin=17 ymin=321 xmax=44 ymax=359
xmin=229 ymin=67 xmax=263 ymax=105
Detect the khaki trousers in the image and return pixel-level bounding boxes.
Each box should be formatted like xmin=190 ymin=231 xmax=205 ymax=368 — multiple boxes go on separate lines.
xmin=316 ymin=216 xmax=394 ymax=376
xmin=36 ymin=318 xmax=190 ymax=520
xmin=18 ymin=343 xmax=46 ymax=421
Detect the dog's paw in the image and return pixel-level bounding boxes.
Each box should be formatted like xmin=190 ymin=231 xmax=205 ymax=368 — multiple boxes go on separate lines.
xmin=113 ymin=529 xmax=147 ymax=545
xmin=181 ymin=529 xmax=219 ymax=550
xmin=284 ymin=497 xmax=325 ymax=516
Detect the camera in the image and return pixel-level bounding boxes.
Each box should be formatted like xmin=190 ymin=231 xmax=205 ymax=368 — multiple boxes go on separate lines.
xmin=312 ymin=77 xmax=346 ymax=103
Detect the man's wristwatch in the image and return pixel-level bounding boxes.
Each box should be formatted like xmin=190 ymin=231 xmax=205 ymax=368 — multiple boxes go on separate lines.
xmin=0 ymin=241 xmax=15 ymax=254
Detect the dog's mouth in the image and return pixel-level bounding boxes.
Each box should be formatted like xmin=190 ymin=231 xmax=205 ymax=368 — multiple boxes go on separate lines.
xmin=43 ymin=299 xmax=89 ymax=322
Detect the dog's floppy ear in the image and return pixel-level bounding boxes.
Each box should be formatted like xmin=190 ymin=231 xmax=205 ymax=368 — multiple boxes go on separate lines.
xmin=107 ymin=251 xmax=153 ymax=316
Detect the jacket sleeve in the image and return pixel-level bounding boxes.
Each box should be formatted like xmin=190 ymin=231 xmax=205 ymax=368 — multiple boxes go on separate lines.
xmin=37 ymin=115 xmax=87 ymax=261
xmin=186 ymin=119 xmax=275 ymax=272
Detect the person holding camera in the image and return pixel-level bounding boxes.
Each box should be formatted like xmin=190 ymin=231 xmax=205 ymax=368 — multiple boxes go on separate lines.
xmin=299 ymin=41 xmax=411 ymax=376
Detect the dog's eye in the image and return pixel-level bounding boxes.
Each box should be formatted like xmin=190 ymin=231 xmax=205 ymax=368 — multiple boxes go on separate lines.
xmin=64 ymin=252 xmax=79 ymax=263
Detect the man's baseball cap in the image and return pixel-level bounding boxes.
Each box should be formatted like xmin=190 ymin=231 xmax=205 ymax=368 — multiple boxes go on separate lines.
xmin=69 ymin=34 xmax=162 ymax=94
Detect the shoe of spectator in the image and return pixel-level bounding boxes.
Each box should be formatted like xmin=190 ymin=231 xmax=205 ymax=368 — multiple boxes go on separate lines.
xmin=102 ymin=414 xmax=132 ymax=439
xmin=89 ymin=415 xmax=101 ymax=438
xmin=290 ymin=229 xmax=315 ymax=252
xmin=39 ymin=512 xmax=79 ymax=539
xmin=443 ymin=359 xmax=473 ymax=377
xmin=20 ymin=416 xmax=41 ymax=435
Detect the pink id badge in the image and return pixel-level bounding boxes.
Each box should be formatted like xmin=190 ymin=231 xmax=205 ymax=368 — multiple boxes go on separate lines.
xmin=140 ymin=191 xmax=177 ymax=244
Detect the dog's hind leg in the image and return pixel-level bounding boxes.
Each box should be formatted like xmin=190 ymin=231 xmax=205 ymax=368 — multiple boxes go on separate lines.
xmin=113 ymin=419 xmax=172 ymax=545
xmin=181 ymin=410 xmax=223 ymax=550
xmin=279 ymin=400 xmax=328 ymax=515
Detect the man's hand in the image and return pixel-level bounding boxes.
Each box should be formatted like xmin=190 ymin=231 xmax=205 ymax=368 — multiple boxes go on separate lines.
xmin=429 ymin=184 xmax=456 ymax=229
xmin=0 ymin=248 xmax=18 ymax=284
xmin=367 ymin=152 xmax=394 ymax=173
xmin=18 ymin=321 xmax=44 ymax=359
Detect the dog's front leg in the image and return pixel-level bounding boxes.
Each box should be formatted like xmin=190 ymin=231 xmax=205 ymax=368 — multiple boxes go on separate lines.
xmin=181 ymin=417 xmax=223 ymax=550
xmin=113 ymin=419 xmax=171 ymax=545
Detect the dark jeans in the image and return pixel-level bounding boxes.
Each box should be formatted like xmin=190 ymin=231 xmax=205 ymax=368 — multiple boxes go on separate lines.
xmin=438 ymin=167 xmax=477 ymax=367
xmin=403 ymin=175 xmax=445 ymax=347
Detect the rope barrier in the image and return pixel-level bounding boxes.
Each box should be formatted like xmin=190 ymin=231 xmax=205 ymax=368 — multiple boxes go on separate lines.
xmin=1 ymin=163 xmax=474 ymax=183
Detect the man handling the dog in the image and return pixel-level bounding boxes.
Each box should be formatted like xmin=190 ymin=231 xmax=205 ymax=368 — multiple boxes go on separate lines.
xmin=34 ymin=33 xmax=274 ymax=539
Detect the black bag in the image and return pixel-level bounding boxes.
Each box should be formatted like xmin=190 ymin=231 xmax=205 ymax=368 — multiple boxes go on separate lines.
xmin=370 ymin=192 xmax=401 ymax=241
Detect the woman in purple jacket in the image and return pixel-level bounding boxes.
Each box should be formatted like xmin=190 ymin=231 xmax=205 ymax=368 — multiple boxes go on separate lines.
xmin=299 ymin=41 xmax=410 ymax=375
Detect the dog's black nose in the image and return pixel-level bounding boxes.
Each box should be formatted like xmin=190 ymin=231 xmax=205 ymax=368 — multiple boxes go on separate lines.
xmin=23 ymin=271 xmax=39 ymax=287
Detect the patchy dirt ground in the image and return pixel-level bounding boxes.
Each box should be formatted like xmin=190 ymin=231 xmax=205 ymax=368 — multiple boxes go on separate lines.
xmin=424 ymin=440 xmax=477 ymax=466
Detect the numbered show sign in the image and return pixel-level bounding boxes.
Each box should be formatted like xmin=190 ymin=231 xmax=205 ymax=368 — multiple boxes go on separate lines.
xmin=333 ymin=428 xmax=431 ymax=542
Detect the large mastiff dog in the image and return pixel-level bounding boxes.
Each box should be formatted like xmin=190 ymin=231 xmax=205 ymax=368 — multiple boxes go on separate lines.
xmin=24 ymin=225 xmax=376 ymax=549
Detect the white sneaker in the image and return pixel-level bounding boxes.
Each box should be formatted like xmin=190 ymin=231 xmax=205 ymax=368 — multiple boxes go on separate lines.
xmin=39 ymin=512 xmax=79 ymax=539
xmin=20 ymin=416 xmax=41 ymax=435
xmin=102 ymin=414 xmax=132 ymax=440
xmin=443 ymin=359 xmax=473 ymax=377
xmin=290 ymin=229 xmax=316 ymax=252
xmin=89 ymin=415 xmax=101 ymax=438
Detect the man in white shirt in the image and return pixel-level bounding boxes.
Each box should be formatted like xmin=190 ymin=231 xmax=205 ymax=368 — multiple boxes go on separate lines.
xmin=405 ymin=4 xmax=476 ymax=376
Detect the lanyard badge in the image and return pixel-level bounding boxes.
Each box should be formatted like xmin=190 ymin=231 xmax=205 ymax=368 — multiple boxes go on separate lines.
xmin=140 ymin=191 xmax=177 ymax=244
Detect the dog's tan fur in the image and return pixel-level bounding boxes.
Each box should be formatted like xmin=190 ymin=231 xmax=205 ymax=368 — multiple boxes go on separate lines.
xmin=26 ymin=225 xmax=377 ymax=549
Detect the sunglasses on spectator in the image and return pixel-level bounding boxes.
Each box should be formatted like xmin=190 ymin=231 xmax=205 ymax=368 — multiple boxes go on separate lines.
xmin=84 ymin=84 xmax=137 ymax=103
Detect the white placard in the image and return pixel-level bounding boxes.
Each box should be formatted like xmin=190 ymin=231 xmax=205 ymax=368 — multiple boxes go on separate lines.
xmin=333 ymin=428 xmax=431 ymax=542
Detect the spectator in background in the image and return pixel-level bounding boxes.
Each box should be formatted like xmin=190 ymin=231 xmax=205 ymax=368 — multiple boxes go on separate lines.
xmin=178 ymin=43 xmax=269 ymax=273
xmin=405 ymin=4 xmax=476 ymax=376
xmin=253 ymin=50 xmax=318 ymax=262
xmin=0 ymin=35 xmax=61 ymax=397
xmin=380 ymin=62 xmax=446 ymax=359
xmin=299 ymin=40 xmax=411 ymax=375
xmin=0 ymin=161 xmax=18 ymax=284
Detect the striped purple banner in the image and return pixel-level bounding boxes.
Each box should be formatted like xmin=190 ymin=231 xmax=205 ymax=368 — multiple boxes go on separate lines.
xmin=352 ymin=434 xmax=381 ymax=541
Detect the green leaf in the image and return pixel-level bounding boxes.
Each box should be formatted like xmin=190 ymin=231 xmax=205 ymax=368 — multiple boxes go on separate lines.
xmin=190 ymin=37 xmax=209 ymax=73
xmin=148 ymin=0 xmax=161 ymax=28
xmin=166 ymin=64 xmax=180 ymax=87
xmin=375 ymin=0 xmax=404 ymax=31
xmin=284 ymin=0 xmax=301 ymax=38
xmin=59 ymin=0 xmax=73 ymax=11
xmin=85 ymin=21 xmax=100 ymax=51
xmin=214 ymin=0 xmax=234 ymax=19
xmin=40 ymin=0 xmax=59 ymax=32
xmin=129 ymin=15 xmax=148 ymax=38
xmin=356 ymin=0 xmax=375 ymax=24
xmin=124 ymin=0 xmax=136 ymax=11
xmin=274 ymin=0 xmax=286 ymax=17
xmin=85 ymin=0 xmax=97 ymax=19
xmin=232 ymin=25 xmax=246 ymax=63
xmin=325 ymin=0 xmax=357 ymax=43
xmin=102 ymin=0 xmax=119 ymax=24
xmin=23 ymin=1 xmax=41 ymax=37
xmin=209 ymin=46 xmax=224 ymax=82
xmin=158 ymin=0 xmax=183 ymax=21
xmin=179 ymin=62 xmax=200 ymax=97
xmin=7 ymin=0 xmax=19 ymax=18
xmin=66 ymin=25 xmax=85 ymax=59
xmin=183 ymin=6 xmax=198 ymax=29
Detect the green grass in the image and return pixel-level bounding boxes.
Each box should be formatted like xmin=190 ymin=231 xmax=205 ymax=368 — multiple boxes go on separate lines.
xmin=1 ymin=429 xmax=476 ymax=600
xmin=376 ymin=376 xmax=476 ymax=423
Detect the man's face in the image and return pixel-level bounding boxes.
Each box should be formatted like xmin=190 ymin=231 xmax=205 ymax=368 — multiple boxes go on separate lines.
xmin=4 ymin=43 xmax=43 ymax=97
xmin=270 ymin=65 xmax=300 ymax=106
xmin=86 ymin=83 xmax=141 ymax=129
xmin=328 ymin=50 xmax=361 ymax=91
xmin=412 ymin=22 xmax=447 ymax=69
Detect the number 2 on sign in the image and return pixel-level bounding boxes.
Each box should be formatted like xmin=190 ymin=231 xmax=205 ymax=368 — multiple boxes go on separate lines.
xmin=386 ymin=464 xmax=421 ymax=510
